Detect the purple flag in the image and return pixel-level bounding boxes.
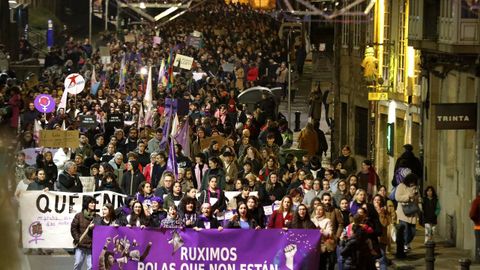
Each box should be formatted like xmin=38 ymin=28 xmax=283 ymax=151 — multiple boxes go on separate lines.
xmin=174 ymin=118 xmax=190 ymax=158
xmin=166 ymin=136 xmax=178 ymax=177
xmin=160 ymin=98 xmax=178 ymax=148
xmin=93 ymin=226 xmax=321 ymax=270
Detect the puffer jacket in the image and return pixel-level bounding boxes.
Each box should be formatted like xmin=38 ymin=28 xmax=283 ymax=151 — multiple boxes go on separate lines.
xmin=71 ymin=211 xmax=98 ymax=249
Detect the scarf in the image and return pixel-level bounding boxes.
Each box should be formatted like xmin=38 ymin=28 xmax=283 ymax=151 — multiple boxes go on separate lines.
xmin=83 ymin=209 xmax=95 ymax=221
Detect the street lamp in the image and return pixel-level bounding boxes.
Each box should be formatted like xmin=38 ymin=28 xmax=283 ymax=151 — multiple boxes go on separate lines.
xmin=89 ymin=0 xmax=92 ymax=42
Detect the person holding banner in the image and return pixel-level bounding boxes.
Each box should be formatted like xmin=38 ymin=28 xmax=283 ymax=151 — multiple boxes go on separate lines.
xmin=267 ymin=195 xmax=294 ymax=229
xmin=194 ymin=203 xmax=223 ymax=230
xmin=160 ymin=205 xmax=184 ymax=229
xmin=71 ymin=196 xmax=99 ymax=270
xmin=125 ymin=201 xmax=152 ymax=228
xmin=94 ymin=203 xmax=118 ymax=226
xmin=179 ymin=196 xmax=199 ymax=228
xmin=246 ymin=196 xmax=266 ymax=228
xmin=150 ymin=196 xmax=167 ymax=227
xmin=227 ymin=202 xmax=260 ymax=230
xmin=198 ymin=176 xmax=227 ymax=217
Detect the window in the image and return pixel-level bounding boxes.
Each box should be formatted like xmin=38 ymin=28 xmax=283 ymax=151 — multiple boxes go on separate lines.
xmin=352 ymin=4 xmax=362 ymax=48
xmin=382 ymin=0 xmax=391 ymax=85
xmin=397 ymin=0 xmax=407 ymax=93
xmin=341 ymin=16 xmax=350 ymax=47
xmin=354 ymin=106 xmax=368 ymax=157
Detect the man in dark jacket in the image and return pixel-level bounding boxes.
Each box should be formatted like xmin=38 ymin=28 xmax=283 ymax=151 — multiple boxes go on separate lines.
xmin=57 ymin=161 xmax=83 ymax=192
xmin=394 ymin=144 xmax=422 ymax=178
xmin=121 ymin=160 xmax=145 ymax=196
xmin=71 ymin=196 xmax=99 ymax=270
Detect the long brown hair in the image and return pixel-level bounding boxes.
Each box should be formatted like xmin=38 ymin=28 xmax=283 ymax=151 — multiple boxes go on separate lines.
xmin=278 ymin=195 xmax=293 ymax=213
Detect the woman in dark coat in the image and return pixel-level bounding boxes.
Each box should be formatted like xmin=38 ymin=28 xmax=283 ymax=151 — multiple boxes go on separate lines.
xmin=27 ymin=168 xmax=49 ymax=191
xmin=308 ymin=86 xmax=323 ymax=122
xmin=289 ymin=204 xmax=316 ymax=229
xmin=246 ymin=195 xmax=266 ymax=228
xmin=259 ymin=171 xmax=286 ymax=206
xmin=198 ymin=176 xmax=227 ymax=216
xmin=36 ymin=151 xmax=58 ymax=190
xmin=201 ymin=157 xmax=226 ymax=191
xmin=98 ymin=172 xmax=123 ymax=194
xmin=121 ymin=160 xmax=146 ymax=196
xmin=422 ymin=186 xmax=440 ymax=243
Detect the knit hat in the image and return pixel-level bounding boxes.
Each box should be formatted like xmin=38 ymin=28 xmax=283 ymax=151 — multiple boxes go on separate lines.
xmin=151 ymin=196 xmax=164 ymax=205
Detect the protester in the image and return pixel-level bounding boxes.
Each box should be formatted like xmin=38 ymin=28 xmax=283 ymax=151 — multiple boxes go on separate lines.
xmin=71 ymin=196 xmax=99 ymax=270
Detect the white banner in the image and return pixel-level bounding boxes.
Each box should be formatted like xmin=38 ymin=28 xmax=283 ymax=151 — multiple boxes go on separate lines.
xmin=20 ymin=191 xmax=127 ymax=249
xmin=20 ymin=191 xmax=257 ymax=248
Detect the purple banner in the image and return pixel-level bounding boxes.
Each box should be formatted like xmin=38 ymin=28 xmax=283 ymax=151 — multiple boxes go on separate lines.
xmin=93 ymin=227 xmax=321 ymax=270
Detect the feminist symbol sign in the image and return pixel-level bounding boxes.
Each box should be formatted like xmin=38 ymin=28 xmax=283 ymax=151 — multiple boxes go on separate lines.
xmin=34 ymin=94 xmax=56 ymax=113
xmin=64 ymin=73 xmax=85 ymax=95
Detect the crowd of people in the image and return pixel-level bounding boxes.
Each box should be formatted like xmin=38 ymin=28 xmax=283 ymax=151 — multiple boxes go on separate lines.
xmin=0 ymin=1 xmax=440 ymax=270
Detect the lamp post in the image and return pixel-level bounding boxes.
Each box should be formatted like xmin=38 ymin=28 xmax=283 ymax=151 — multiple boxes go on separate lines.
xmin=287 ymin=29 xmax=292 ymax=129
xmin=105 ymin=0 xmax=109 ymax=31
xmin=89 ymin=0 xmax=92 ymax=42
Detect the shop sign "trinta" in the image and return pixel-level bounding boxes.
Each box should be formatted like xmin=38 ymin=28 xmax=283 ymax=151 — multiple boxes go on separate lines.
xmin=434 ymin=103 xmax=477 ymax=130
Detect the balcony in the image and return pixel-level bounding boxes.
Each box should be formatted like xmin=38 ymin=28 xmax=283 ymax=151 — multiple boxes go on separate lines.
xmin=408 ymin=0 xmax=479 ymax=54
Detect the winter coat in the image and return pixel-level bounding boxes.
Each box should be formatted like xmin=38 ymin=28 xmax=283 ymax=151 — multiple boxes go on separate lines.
xmin=259 ymin=183 xmax=286 ymax=206
xmin=108 ymin=159 xmax=125 ymax=187
xmin=201 ymin=168 xmax=226 ymax=191
xmin=195 ymin=216 xmax=222 ymax=229
xmin=57 ymin=172 xmax=83 ymax=192
xmin=308 ymin=92 xmax=323 ymax=120
xmin=298 ymin=127 xmax=319 ymax=157
xmin=395 ymin=182 xmax=421 ymax=224
xmin=121 ymin=169 xmax=145 ymax=196
xmin=197 ymin=189 xmax=227 ymax=214
xmin=303 ymin=189 xmax=323 ymax=206
xmin=71 ymin=210 xmax=99 ymax=249
xmin=27 ymin=179 xmax=49 ymax=191
xmin=325 ymin=206 xmax=345 ymax=240
xmin=194 ymin=163 xmax=209 ymax=189
xmin=267 ymin=210 xmax=293 ymax=229
xmin=422 ymin=197 xmax=440 ymax=225
xmin=340 ymin=237 xmax=376 ymax=270
xmin=227 ymin=218 xmax=258 ymax=229
xmin=394 ymin=150 xmax=422 ymax=178
xmin=235 ymin=68 xmax=245 ymax=90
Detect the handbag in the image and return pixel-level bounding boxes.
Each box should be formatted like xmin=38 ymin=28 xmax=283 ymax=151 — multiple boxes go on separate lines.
xmin=402 ymin=202 xmax=419 ymax=216
xmin=321 ymin=238 xmax=336 ymax=253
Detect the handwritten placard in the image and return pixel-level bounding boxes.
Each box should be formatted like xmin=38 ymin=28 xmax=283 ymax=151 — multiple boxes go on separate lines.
xmin=174 ymin=54 xmax=194 ymax=70
xmin=39 ymin=130 xmax=79 ymax=148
